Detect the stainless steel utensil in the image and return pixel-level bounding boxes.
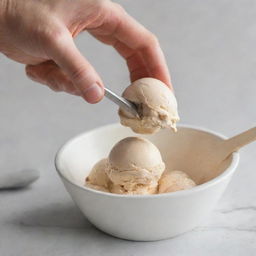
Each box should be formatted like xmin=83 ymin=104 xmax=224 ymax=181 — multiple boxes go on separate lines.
xmin=105 ymin=88 xmax=139 ymax=118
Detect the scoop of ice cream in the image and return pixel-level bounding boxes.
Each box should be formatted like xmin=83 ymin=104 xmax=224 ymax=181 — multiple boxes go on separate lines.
xmin=110 ymin=182 xmax=158 ymax=195
xmin=119 ymin=78 xmax=179 ymax=134
xmin=85 ymin=158 xmax=111 ymax=192
xmin=106 ymin=137 xmax=165 ymax=194
xmin=158 ymin=170 xmax=196 ymax=193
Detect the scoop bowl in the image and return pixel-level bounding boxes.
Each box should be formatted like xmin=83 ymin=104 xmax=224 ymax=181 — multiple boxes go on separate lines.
xmin=55 ymin=124 xmax=239 ymax=241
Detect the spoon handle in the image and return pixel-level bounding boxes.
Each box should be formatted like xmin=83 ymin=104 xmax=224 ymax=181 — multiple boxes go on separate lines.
xmin=104 ymin=88 xmax=139 ymax=118
xmin=223 ymin=127 xmax=256 ymax=154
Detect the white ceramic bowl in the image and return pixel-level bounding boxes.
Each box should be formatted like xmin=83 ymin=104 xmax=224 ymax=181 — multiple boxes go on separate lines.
xmin=55 ymin=124 xmax=239 ymax=241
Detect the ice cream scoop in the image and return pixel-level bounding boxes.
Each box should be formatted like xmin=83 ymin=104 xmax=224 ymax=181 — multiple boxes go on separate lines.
xmin=158 ymin=170 xmax=196 ymax=193
xmin=85 ymin=158 xmax=111 ymax=192
xmin=110 ymin=183 xmax=158 ymax=195
xmin=104 ymin=88 xmax=139 ymax=118
xmin=106 ymin=137 xmax=165 ymax=194
xmin=119 ymin=78 xmax=179 ymax=134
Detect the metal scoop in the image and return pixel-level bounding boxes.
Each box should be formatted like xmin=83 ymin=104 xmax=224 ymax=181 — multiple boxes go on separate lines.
xmin=105 ymin=88 xmax=139 ymax=118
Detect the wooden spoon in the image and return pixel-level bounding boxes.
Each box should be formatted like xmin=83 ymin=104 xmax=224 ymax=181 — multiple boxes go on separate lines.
xmin=216 ymin=126 xmax=256 ymax=160
xmin=200 ymin=127 xmax=256 ymax=183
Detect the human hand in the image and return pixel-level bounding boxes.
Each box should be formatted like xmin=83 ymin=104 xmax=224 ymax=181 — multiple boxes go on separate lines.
xmin=0 ymin=0 xmax=171 ymax=103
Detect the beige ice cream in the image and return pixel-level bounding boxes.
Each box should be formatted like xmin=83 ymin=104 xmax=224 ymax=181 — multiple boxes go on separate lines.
xmin=110 ymin=183 xmax=158 ymax=195
xmin=106 ymin=137 xmax=165 ymax=194
xmin=85 ymin=158 xmax=111 ymax=192
xmin=119 ymin=78 xmax=179 ymax=134
xmin=85 ymin=138 xmax=196 ymax=195
xmin=158 ymin=170 xmax=196 ymax=194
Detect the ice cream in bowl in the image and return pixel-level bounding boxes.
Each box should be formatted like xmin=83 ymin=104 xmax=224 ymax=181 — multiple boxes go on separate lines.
xmin=55 ymin=123 xmax=241 ymax=241
xmin=55 ymin=78 xmax=256 ymax=241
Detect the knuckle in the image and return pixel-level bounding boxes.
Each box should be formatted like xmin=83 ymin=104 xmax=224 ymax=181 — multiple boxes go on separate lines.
xmin=46 ymin=74 xmax=62 ymax=92
xmin=70 ymin=68 xmax=86 ymax=82
xmin=93 ymin=0 xmax=109 ymax=15
xmin=93 ymin=0 xmax=126 ymax=19
xmin=47 ymin=80 xmax=59 ymax=91
xmin=95 ymin=0 xmax=109 ymax=9
xmin=49 ymin=84 xmax=61 ymax=92
xmin=112 ymin=2 xmax=125 ymax=13
xmin=136 ymin=32 xmax=160 ymax=51
xmin=88 ymin=0 xmax=121 ymax=26
xmin=70 ymin=66 xmax=91 ymax=85
xmin=39 ymin=24 xmax=66 ymax=46
xmin=147 ymin=33 xmax=159 ymax=47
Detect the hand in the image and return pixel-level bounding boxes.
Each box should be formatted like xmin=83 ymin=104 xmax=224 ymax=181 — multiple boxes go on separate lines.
xmin=0 ymin=0 xmax=171 ymax=103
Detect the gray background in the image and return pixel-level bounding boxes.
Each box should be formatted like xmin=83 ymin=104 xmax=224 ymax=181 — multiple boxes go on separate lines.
xmin=0 ymin=0 xmax=256 ymax=255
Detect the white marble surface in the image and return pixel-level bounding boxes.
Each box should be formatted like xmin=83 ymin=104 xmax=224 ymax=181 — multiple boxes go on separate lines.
xmin=0 ymin=0 xmax=256 ymax=255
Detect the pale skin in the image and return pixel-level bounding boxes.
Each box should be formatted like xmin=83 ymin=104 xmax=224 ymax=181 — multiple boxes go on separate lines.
xmin=0 ymin=0 xmax=172 ymax=103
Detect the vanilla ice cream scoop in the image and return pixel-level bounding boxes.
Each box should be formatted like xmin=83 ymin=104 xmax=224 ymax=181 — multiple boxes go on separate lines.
xmin=110 ymin=182 xmax=158 ymax=195
xmin=119 ymin=78 xmax=179 ymax=134
xmin=158 ymin=170 xmax=196 ymax=193
xmin=106 ymin=137 xmax=165 ymax=194
xmin=85 ymin=158 xmax=111 ymax=192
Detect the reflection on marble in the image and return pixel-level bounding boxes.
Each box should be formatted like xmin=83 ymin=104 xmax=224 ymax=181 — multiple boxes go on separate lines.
xmin=0 ymin=0 xmax=256 ymax=255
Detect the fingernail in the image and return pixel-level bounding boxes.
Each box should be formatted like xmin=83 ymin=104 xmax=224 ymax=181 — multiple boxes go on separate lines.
xmin=82 ymin=83 xmax=104 ymax=103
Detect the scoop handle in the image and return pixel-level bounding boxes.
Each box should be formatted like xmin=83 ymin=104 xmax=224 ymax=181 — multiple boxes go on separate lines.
xmin=222 ymin=127 xmax=256 ymax=157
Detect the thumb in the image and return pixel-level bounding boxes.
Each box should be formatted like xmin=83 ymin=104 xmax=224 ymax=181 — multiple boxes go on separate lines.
xmin=45 ymin=30 xmax=104 ymax=103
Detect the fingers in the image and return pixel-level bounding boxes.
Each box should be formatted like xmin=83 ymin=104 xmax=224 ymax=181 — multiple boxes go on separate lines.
xmin=113 ymin=41 xmax=151 ymax=82
xmin=89 ymin=2 xmax=172 ymax=88
xmin=43 ymin=30 xmax=104 ymax=103
xmin=26 ymin=61 xmax=81 ymax=96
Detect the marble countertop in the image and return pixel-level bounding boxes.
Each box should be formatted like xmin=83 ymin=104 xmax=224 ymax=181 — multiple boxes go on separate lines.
xmin=0 ymin=0 xmax=255 ymax=255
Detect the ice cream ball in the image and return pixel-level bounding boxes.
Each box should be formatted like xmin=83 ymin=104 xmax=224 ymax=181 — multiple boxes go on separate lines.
xmin=110 ymin=182 xmax=158 ymax=195
xmin=106 ymin=137 xmax=165 ymax=194
xmin=119 ymin=78 xmax=179 ymax=134
xmin=158 ymin=170 xmax=196 ymax=194
xmin=85 ymin=158 xmax=111 ymax=192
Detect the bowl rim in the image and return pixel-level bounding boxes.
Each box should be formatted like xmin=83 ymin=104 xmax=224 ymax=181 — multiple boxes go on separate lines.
xmin=55 ymin=123 xmax=240 ymax=199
